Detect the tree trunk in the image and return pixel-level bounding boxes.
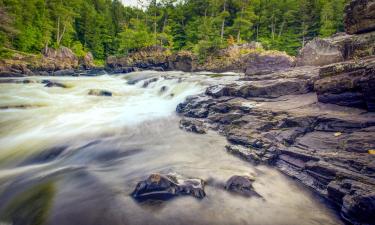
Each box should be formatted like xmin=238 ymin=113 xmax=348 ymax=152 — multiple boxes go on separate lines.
xmin=220 ymin=0 xmax=226 ymax=42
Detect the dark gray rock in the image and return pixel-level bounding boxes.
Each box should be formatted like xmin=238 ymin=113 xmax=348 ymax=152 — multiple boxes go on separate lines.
xmin=244 ymin=53 xmax=294 ymax=76
xmin=179 ymin=118 xmax=206 ymax=134
xmin=52 ymin=69 xmax=75 ymax=76
xmin=314 ymin=56 xmax=375 ymax=111
xmin=345 ymin=0 xmax=375 ymax=34
xmin=0 ymin=71 xmax=25 ymax=77
xmin=42 ymin=80 xmax=68 ymax=88
xmin=225 ymin=175 xmax=261 ymax=197
xmin=132 ymin=173 xmax=206 ymax=201
xmin=88 ymin=89 xmax=112 ymax=97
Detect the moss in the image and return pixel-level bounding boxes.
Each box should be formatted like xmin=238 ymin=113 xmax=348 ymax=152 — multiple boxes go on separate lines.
xmin=1 ymin=181 xmax=56 ymax=225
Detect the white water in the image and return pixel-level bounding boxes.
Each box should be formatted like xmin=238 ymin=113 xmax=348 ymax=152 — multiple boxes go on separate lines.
xmin=0 ymin=71 xmax=342 ymax=225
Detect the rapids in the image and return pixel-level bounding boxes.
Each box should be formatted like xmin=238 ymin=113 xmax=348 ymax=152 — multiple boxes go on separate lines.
xmin=0 ymin=71 xmax=342 ymax=225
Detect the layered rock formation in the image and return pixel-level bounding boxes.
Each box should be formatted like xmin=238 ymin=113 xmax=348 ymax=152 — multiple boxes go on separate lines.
xmin=344 ymin=0 xmax=375 ymax=34
xmin=177 ymin=0 xmax=375 ymax=224
xmin=314 ymin=56 xmax=375 ymax=111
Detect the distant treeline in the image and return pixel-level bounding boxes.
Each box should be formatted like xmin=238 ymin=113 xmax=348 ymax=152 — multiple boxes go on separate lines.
xmin=0 ymin=0 xmax=348 ymax=59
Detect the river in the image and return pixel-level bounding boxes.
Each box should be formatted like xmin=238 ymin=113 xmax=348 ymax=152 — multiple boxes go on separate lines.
xmin=0 ymin=71 xmax=342 ymax=225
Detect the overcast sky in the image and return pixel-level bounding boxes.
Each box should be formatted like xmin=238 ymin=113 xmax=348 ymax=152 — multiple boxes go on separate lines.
xmin=121 ymin=0 xmax=140 ymax=7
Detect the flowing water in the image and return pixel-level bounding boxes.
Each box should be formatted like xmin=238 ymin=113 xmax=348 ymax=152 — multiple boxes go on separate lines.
xmin=0 ymin=71 xmax=342 ymax=225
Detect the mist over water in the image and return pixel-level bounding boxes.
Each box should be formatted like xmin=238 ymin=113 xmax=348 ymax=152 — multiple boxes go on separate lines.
xmin=0 ymin=71 xmax=342 ymax=225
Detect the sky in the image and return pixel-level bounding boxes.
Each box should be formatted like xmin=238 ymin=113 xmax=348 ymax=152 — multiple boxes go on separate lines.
xmin=121 ymin=0 xmax=136 ymax=7
xmin=121 ymin=0 xmax=140 ymax=7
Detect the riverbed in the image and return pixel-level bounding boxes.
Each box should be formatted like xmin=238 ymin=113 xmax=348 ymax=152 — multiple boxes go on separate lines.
xmin=0 ymin=71 xmax=342 ymax=225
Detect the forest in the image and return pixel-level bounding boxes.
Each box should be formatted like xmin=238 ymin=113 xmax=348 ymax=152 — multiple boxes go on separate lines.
xmin=0 ymin=0 xmax=348 ymax=60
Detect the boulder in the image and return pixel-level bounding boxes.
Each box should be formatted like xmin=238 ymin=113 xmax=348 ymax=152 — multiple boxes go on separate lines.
xmin=225 ymin=175 xmax=261 ymax=197
xmin=82 ymin=52 xmax=95 ymax=69
xmin=88 ymin=89 xmax=112 ymax=97
xmin=244 ymin=52 xmax=295 ymax=76
xmin=131 ymin=173 xmax=206 ymax=201
xmin=344 ymin=0 xmax=375 ymax=34
xmin=296 ymin=38 xmax=344 ymax=66
xmin=42 ymin=46 xmax=79 ymax=69
xmin=296 ymin=32 xmax=375 ymax=66
xmin=179 ymin=118 xmax=206 ymax=134
xmin=168 ymin=51 xmax=196 ymax=72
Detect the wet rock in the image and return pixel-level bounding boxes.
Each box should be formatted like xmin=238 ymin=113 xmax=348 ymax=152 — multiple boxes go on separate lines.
xmin=0 ymin=71 xmax=25 ymax=77
xmin=142 ymin=77 xmax=158 ymax=88
xmin=160 ymin=86 xmax=168 ymax=93
xmin=132 ymin=173 xmax=206 ymax=201
xmin=225 ymin=175 xmax=261 ymax=197
xmin=42 ymin=80 xmax=68 ymax=88
xmin=179 ymin=118 xmax=206 ymax=134
xmin=88 ymin=89 xmax=112 ymax=97
xmin=344 ymin=0 xmax=375 ymax=34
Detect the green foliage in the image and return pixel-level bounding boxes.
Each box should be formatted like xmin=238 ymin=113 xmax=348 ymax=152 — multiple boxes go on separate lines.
xmin=119 ymin=18 xmax=154 ymax=53
xmin=1 ymin=0 xmax=349 ymax=59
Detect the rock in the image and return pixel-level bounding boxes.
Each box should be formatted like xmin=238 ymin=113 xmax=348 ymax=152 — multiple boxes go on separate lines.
xmin=179 ymin=118 xmax=206 ymax=134
xmin=142 ymin=77 xmax=158 ymax=88
xmin=82 ymin=52 xmax=95 ymax=69
xmin=160 ymin=86 xmax=168 ymax=93
xmin=88 ymin=89 xmax=112 ymax=97
xmin=132 ymin=173 xmax=206 ymax=201
xmin=42 ymin=46 xmax=79 ymax=69
xmin=314 ymin=56 xmax=375 ymax=111
xmin=52 ymin=69 xmax=76 ymax=76
xmin=296 ymin=32 xmax=375 ymax=66
xmin=296 ymin=38 xmax=344 ymax=66
xmin=168 ymin=51 xmax=196 ymax=72
xmin=328 ymin=179 xmax=375 ymax=224
xmin=42 ymin=80 xmax=68 ymax=88
xmin=244 ymin=52 xmax=295 ymax=76
xmin=0 ymin=71 xmax=24 ymax=77
xmin=225 ymin=175 xmax=261 ymax=197
xmin=106 ymin=46 xmax=170 ymax=71
xmin=344 ymin=0 xmax=375 ymax=34
xmin=177 ymin=70 xmax=375 ymax=224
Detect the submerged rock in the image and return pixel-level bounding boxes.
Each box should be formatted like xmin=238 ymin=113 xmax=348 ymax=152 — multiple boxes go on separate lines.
xmin=88 ymin=89 xmax=112 ymax=97
xmin=225 ymin=175 xmax=261 ymax=198
xmin=131 ymin=173 xmax=206 ymax=201
xmin=42 ymin=80 xmax=68 ymax=88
